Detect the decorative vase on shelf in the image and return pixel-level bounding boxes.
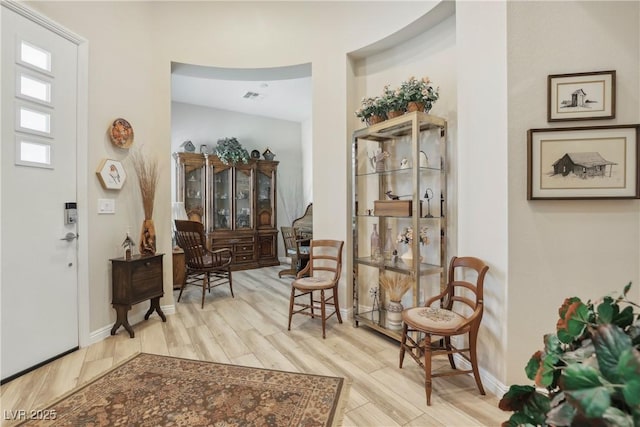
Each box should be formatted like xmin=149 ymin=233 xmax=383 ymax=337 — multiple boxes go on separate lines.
xmin=400 ymin=244 xmax=423 ymax=262
xmin=383 ymin=227 xmax=394 ymax=260
xmin=370 ymin=224 xmax=380 ymax=260
xmin=139 ymin=219 xmax=156 ymax=256
xmin=386 ymin=301 xmax=403 ymax=330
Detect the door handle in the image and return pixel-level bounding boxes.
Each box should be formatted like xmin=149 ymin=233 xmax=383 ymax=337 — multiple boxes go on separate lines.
xmin=60 ymin=232 xmax=78 ymax=242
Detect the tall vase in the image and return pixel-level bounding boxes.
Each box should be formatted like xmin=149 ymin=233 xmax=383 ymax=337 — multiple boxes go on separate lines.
xmin=386 ymin=301 xmax=403 ymax=330
xmin=140 ymin=219 xmax=156 ymax=256
xmin=370 ymin=224 xmax=380 ymax=260
xmin=383 ymin=227 xmax=394 ymax=260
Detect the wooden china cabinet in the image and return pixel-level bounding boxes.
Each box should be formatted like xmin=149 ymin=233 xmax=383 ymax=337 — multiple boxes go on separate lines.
xmin=174 ymin=152 xmax=279 ymax=270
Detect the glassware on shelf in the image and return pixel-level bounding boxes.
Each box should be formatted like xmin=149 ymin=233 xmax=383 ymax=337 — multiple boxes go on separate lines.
xmin=383 ymin=226 xmax=394 ymax=260
xmin=370 ymin=224 xmax=380 ymax=260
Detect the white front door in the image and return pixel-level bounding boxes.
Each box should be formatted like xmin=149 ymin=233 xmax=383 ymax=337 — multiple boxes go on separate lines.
xmin=1 ymin=4 xmax=80 ymax=381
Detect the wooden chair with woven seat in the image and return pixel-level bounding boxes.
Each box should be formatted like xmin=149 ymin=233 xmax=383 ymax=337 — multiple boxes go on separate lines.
xmin=287 ymin=239 xmax=344 ymax=339
xmin=174 ymin=219 xmax=234 ymax=308
xmin=399 ymin=256 xmax=489 ymax=405
xmin=278 ymin=226 xmax=299 ymax=278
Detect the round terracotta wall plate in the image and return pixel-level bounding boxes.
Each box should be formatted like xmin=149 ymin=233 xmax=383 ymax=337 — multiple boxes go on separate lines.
xmin=109 ymin=118 xmax=134 ymax=149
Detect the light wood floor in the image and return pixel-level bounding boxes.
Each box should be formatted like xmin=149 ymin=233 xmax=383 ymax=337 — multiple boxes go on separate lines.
xmin=1 ymin=266 xmax=507 ymax=426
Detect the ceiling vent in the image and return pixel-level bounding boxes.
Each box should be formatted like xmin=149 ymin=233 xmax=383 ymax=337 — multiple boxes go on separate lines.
xmin=242 ymin=91 xmax=262 ymax=100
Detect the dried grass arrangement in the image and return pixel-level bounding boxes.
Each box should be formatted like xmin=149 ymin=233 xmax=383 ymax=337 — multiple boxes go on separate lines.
xmin=379 ymin=272 xmax=412 ymax=302
xmin=131 ymin=149 xmax=159 ymax=255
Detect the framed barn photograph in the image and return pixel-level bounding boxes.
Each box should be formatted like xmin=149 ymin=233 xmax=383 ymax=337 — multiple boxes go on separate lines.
xmin=547 ymin=70 xmax=615 ymax=122
xmin=527 ymin=124 xmax=639 ymax=200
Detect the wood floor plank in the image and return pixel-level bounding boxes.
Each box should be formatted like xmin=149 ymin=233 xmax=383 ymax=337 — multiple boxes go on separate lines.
xmin=0 ymin=267 xmax=506 ymax=427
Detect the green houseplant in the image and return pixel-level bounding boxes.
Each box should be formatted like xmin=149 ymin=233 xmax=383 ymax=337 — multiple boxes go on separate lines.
xmin=215 ymin=137 xmax=249 ymax=165
xmin=499 ymin=283 xmax=640 ymax=427
xmin=399 ymin=76 xmax=439 ymax=112
xmin=355 ymin=96 xmax=387 ymax=124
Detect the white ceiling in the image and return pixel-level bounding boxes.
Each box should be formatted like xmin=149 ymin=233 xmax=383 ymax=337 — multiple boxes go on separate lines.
xmin=171 ymin=63 xmax=312 ymax=123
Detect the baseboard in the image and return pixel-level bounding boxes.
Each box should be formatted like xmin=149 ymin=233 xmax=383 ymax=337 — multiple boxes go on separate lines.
xmin=453 ymin=354 xmax=509 ymax=398
xmin=89 ymin=304 xmax=175 ymax=345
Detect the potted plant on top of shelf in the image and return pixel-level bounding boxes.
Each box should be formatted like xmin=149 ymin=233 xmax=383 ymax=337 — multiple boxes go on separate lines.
xmin=215 ymin=137 xmax=250 ymax=165
xmin=499 ymin=282 xmax=640 ymax=427
xmin=355 ymin=96 xmax=387 ymax=125
xmin=399 ymin=76 xmax=439 ymax=113
xmin=382 ymin=84 xmax=407 ymax=118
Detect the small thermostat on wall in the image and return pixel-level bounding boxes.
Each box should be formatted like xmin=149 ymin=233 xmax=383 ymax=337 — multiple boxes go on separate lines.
xmin=98 ymin=198 xmax=116 ymax=214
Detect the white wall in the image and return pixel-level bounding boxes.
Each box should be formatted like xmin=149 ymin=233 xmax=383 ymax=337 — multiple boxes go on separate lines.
xmin=506 ymin=1 xmax=640 ymax=385
xmin=456 ymin=1 xmax=509 ymax=391
xmin=300 ymin=118 xmax=312 ymax=206
xmin=171 ymin=101 xmax=303 ymax=256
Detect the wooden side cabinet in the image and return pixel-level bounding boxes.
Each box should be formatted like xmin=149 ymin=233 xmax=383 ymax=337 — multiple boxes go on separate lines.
xmin=110 ymin=253 xmax=166 ymax=338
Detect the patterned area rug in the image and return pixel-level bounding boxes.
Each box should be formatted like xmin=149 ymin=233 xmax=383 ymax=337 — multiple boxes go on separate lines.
xmin=21 ymin=353 xmax=346 ymax=426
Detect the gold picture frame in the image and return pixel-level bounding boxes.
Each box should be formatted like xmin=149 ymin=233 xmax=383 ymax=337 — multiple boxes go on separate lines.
xmin=96 ymin=158 xmax=127 ymax=190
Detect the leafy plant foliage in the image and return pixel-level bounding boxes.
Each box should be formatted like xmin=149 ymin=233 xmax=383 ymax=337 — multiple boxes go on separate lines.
xmin=215 ymin=137 xmax=249 ymax=165
xmin=499 ymin=283 xmax=640 ymax=427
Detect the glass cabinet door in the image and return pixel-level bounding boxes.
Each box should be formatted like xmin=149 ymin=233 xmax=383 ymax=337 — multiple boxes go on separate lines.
xmin=184 ymin=166 xmax=204 ymax=224
xmin=213 ymin=168 xmax=231 ymax=230
xmin=234 ymin=168 xmax=253 ymax=229
xmin=256 ymin=169 xmax=274 ymax=227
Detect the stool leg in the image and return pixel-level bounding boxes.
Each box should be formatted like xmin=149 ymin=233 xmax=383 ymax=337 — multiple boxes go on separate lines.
xmin=320 ymin=289 xmax=326 ymax=339
xmin=399 ymin=323 xmax=408 ymax=368
xmin=333 ymin=286 xmax=343 ymax=324
xmin=287 ymin=286 xmax=296 ymax=331
xmin=425 ymin=333 xmax=432 ymax=406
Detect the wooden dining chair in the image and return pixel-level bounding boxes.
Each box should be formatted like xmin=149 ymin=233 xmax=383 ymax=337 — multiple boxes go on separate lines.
xmin=278 ymin=226 xmax=299 ymax=278
xmin=287 ymin=239 xmax=344 ymax=339
xmin=399 ymin=256 xmax=489 ymax=405
xmin=174 ymin=220 xmax=234 ymax=308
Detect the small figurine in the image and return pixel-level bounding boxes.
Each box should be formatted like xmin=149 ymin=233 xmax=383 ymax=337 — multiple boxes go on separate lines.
xmin=385 ymin=190 xmax=400 ymax=200
xmin=180 ymin=140 xmax=195 ymax=152
xmin=263 ymin=148 xmax=276 ymax=161
xmin=400 ymin=157 xmax=410 ymax=169
xmin=121 ymin=232 xmax=136 ymax=260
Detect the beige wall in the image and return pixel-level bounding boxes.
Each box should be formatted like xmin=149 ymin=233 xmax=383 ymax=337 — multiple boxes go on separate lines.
xmin=506 ymin=1 xmax=640 ymax=385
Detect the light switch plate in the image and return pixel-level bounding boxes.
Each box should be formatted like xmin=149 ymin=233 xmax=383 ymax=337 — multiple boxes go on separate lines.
xmin=98 ymin=198 xmax=116 ymax=214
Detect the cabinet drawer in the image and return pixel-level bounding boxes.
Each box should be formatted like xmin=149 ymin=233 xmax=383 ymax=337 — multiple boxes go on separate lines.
xmin=235 ymin=243 xmax=254 ymax=254
xmin=234 ymin=253 xmax=255 ymax=263
xmin=131 ymin=258 xmax=162 ymax=283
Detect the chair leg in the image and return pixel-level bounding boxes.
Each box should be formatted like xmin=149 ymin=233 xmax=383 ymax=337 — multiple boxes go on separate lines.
xmin=287 ymin=286 xmax=296 ymax=331
xmin=425 ymin=333 xmax=433 ymax=406
xmin=469 ymin=329 xmax=486 ymax=395
xmin=201 ymin=274 xmax=207 ymax=309
xmin=228 ymin=267 xmax=234 ymax=298
xmin=333 ymin=286 xmax=343 ymax=324
xmin=309 ymin=291 xmax=315 ymax=318
xmin=320 ymin=289 xmax=326 ymax=339
xmin=445 ymin=336 xmax=456 ymax=369
xmin=177 ymin=273 xmax=186 ymax=303
xmin=399 ymin=323 xmax=408 ymax=368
